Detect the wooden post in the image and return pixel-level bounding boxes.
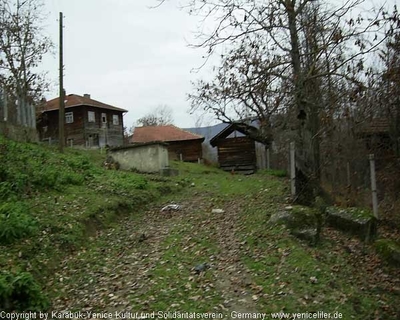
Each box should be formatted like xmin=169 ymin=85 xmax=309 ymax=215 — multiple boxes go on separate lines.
xmin=198 ymin=158 xmax=201 ymax=164
xmin=290 ymin=142 xmax=296 ymax=197
xmin=369 ymin=154 xmax=378 ymax=219
xmin=3 ymin=87 xmax=7 ymax=121
xmin=180 ymin=153 xmax=183 ymax=162
xmin=266 ymin=148 xmax=270 ymax=170
xmin=58 ymin=12 xmax=65 ymax=152
xmin=346 ymin=161 xmax=351 ymax=187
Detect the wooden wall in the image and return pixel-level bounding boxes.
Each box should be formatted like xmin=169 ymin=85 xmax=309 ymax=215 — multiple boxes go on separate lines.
xmin=216 ymin=137 xmax=256 ymax=173
xmin=167 ymin=140 xmax=203 ymax=162
xmin=84 ymin=106 xmax=124 ymax=147
xmin=38 ymin=106 xmax=124 ymax=147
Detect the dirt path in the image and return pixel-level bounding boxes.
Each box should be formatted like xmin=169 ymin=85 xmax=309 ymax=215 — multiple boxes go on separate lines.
xmin=48 ymin=181 xmax=400 ymax=319
xmin=49 ymin=193 xmax=260 ymax=316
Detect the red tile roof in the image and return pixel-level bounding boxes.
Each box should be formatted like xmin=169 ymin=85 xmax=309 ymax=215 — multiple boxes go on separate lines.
xmin=42 ymin=94 xmax=128 ymax=113
xmin=131 ymin=125 xmax=204 ymax=143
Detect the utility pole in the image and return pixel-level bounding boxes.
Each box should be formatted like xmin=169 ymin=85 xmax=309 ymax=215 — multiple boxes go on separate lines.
xmin=58 ymin=12 xmax=65 ymax=152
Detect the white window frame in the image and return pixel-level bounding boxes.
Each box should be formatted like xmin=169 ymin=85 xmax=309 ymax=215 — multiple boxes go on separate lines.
xmin=112 ymin=114 xmax=119 ymax=125
xmin=101 ymin=113 xmax=107 ymax=123
xmin=88 ymin=111 xmax=95 ymax=123
xmin=65 ymin=112 xmax=74 ymax=124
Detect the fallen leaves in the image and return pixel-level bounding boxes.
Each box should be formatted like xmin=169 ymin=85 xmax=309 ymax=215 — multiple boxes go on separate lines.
xmin=44 ymin=174 xmax=400 ymax=318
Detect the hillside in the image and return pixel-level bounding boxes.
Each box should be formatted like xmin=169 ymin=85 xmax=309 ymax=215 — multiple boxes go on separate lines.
xmin=0 ymin=136 xmax=180 ymax=310
xmin=1 ymin=136 xmax=400 ymax=318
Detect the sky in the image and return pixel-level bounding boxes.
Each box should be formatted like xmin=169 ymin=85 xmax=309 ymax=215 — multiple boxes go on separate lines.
xmin=40 ymin=0 xmax=395 ymax=130
xmin=41 ymin=0 xmax=216 ymax=129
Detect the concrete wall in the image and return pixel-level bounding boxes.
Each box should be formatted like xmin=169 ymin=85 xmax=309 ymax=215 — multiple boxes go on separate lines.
xmin=109 ymin=143 xmax=169 ymax=173
xmin=255 ymin=141 xmax=267 ymax=170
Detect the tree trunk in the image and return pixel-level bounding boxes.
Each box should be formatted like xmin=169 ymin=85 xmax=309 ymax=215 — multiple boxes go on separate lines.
xmin=285 ymin=1 xmax=318 ymax=205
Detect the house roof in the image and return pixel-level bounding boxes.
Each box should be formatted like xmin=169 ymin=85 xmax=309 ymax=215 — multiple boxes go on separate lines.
xmin=210 ymin=122 xmax=264 ymax=147
xmin=357 ymin=118 xmax=390 ymax=135
xmin=131 ymin=125 xmax=204 ymax=143
xmin=184 ymin=123 xmax=230 ymax=142
xmin=42 ymin=94 xmax=128 ymax=113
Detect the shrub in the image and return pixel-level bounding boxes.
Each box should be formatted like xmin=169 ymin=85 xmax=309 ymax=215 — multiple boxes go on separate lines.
xmin=0 ymin=271 xmax=49 ymax=311
xmin=66 ymin=155 xmax=93 ymax=171
xmin=263 ymin=169 xmax=288 ymax=177
xmin=0 ymin=202 xmax=37 ymax=244
xmin=0 ymin=182 xmax=15 ymax=200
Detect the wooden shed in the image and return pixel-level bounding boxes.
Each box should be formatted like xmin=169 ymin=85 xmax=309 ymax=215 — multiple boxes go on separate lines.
xmin=210 ymin=123 xmax=267 ymax=174
xmin=130 ymin=125 xmax=205 ymax=162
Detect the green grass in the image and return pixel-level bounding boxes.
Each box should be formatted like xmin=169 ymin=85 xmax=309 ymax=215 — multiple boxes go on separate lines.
xmin=260 ymin=168 xmax=288 ymax=177
xmin=1 ymin=137 xmax=399 ymax=317
xmin=375 ymin=239 xmax=400 ymax=266
xmin=170 ymin=160 xmax=280 ymax=197
xmin=238 ymin=192 xmax=396 ymax=317
xmin=139 ymin=221 xmax=223 ymax=312
xmin=0 ymin=136 xmax=181 ymax=311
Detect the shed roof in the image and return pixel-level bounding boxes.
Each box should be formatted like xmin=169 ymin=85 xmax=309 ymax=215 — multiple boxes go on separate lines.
xmin=357 ymin=118 xmax=390 ymax=135
xmin=210 ymin=122 xmax=264 ymax=147
xmin=131 ymin=125 xmax=205 ymax=143
xmin=42 ymin=94 xmax=128 ymax=113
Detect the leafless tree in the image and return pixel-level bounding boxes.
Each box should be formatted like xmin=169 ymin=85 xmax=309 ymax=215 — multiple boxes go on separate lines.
xmin=136 ymin=104 xmax=174 ymax=126
xmin=158 ymin=0 xmax=394 ymax=203
xmin=0 ymin=0 xmax=52 ymax=128
xmin=190 ymin=36 xmax=290 ymax=144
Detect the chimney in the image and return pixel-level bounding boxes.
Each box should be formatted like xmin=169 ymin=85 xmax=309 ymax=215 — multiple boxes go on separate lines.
xmin=83 ymin=93 xmax=91 ymax=99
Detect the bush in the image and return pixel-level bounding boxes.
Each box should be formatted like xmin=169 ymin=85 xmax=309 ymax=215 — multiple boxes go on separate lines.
xmin=66 ymin=155 xmax=92 ymax=170
xmin=263 ymin=169 xmax=288 ymax=177
xmin=0 ymin=182 xmax=15 ymax=200
xmin=106 ymin=173 xmax=149 ymax=193
xmin=0 ymin=202 xmax=37 ymax=244
xmin=0 ymin=271 xmax=49 ymax=311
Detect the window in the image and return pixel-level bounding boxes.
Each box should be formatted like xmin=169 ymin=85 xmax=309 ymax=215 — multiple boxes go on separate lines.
xmin=101 ymin=113 xmax=107 ymax=123
xmin=88 ymin=111 xmax=95 ymax=122
xmin=113 ymin=114 xmax=119 ymax=125
xmin=65 ymin=112 xmax=73 ymax=124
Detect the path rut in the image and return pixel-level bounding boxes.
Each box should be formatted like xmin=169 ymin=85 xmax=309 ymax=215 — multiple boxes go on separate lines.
xmin=49 ymin=193 xmax=260 ymax=317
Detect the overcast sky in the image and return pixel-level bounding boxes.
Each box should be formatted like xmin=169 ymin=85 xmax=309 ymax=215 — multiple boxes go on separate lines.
xmin=42 ymin=0 xmax=215 ymax=129
xmin=41 ymin=0 xmax=394 ymax=129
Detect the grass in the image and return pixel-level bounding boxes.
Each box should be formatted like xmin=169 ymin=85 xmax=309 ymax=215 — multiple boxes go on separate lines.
xmin=1 ymin=137 xmax=399 ymax=317
xmin=238 ymin=191 xmax=397 ymax=317
xmin=260 ymin=168 xmax=288 ymax=177
xmin=140 ymin=221 xmax=223 ymax=312
xmin=0 ymin=136 xmax=181 ymax=311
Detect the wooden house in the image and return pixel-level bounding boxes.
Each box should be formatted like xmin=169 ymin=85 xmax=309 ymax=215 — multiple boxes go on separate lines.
xmin=130 ymin=125 xmax=204 ymax=162
xmin=37 ymin=94 xmax=127 ymax=147
xmin=210 ymin=122 xmax=267 ymax=174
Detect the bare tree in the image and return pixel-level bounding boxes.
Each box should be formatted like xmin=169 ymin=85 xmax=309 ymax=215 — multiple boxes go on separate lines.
xmin=190 ymin=33 xmax=291 ymax=144
xmin=159 ymin=0 xmax=393 ymax=203
xmin=136 ymin=104 xmax=174 ymax=126
xmin=0 ymin=0 xmax=52 ymax=128
xmin=377 ymin=25 xmax=400 ymax=156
